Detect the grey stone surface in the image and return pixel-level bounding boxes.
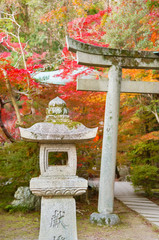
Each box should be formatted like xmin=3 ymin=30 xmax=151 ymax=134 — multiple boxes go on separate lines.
xmin=98 ymin=65 xmax=122 ymax=214
xmin=20 ymin=97 xmax=97 ymax=143
xmin=77 ymin=51 xmax=159 ymax=69
xmin=115 ymin=182 xmax=159 ymax=228
xmin=117 ymin=165 xmax=130 ymax=181
xmin=66 ymin=36 xmax=159 ymax=59
xmin=12 ymin=186 xmax=40 ymax=210
xmin=90 ymin=212 xmax=120 ymax=226
xmin=39 ymin=197 xmax=77 ymax=240
xmin=46 ymin=97 xmax=69 ymax=121
xmin=67 ymin=37 xmax=159 ymax=222
xmin=88 ymin=180 xmax=159 ymax=228
xmin=39 ymin=144 xmax=77 ymax=176
xmin=77 ymin=77 xmax=159 ymax=94
xmin=30 ymin=176 xmax=88 ymax=197
xmin=88 ymin=178 xmax=99 ymax=189
xmin=19 ymin=122 xmax=97 ymax=143
xmin=20 ymin=97 xmax=95 ymax=239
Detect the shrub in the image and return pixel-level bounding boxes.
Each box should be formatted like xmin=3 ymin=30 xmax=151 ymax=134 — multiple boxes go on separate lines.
xmin=131 ymin=164 xmax=158 ymax=196
xmin=128 ymin=140 xmax=159 ymax=196
xmin=0 ymin=141 xmax=40 ymax=195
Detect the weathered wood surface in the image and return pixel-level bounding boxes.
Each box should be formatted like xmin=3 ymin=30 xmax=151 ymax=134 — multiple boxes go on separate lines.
xmin=77 ymin=51 xmax=159 ymax=69
xmin=66 ymin=36 xmax=159 ymax=59
xmin=77 ymin=78 xmax=159 ymax=94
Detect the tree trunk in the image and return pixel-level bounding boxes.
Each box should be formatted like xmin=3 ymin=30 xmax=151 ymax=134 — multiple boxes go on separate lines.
xmin=0 ymin=97 xmax=15 ymax=142
xmin=1 ymin=68 xmax=23 ymax=126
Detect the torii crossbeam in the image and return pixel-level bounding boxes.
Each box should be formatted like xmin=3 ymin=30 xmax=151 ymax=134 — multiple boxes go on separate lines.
xmin=66 ymin=36 xmax=159 ymax=225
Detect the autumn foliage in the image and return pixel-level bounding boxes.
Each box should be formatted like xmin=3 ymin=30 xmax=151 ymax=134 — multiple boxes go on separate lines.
xmin=0 ymin=0 xmax=159 ymax=192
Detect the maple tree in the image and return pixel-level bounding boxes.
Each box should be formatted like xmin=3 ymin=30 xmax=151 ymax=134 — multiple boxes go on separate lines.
xmin=0 ymin=9 xmax=50 ymax=142
xmin=0 ymin=0 xmax=158 ymax=192
xmin=67 ymin=8 xmax=158 ymax=188
xmin=41 ymin=1 xmax=159 ymax=182
xmin=56 ymin=9 xmax=109 ymax=177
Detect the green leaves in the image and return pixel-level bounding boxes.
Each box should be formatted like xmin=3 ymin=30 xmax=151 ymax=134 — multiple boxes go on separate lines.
xmin=129 ymin=140 xmax=159 ymax=195
xmin=102 ymin=0 xmax=153 ymax=50
xmin=131 ymin=164 xmax=158 ymax=196
xmin=0 ymin=141 xmax=40 ymax=194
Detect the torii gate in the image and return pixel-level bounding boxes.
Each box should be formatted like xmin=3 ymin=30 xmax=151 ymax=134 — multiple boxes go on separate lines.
xmin=66 ymin=36 xmax=159 ymax=225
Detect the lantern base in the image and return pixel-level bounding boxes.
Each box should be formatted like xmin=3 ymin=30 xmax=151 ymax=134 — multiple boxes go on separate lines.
xmin=39 ymin=197 xmax=77 ymax=240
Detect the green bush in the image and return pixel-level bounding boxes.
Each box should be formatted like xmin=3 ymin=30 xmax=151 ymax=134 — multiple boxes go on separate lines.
xmin=0 ymin=141 xmax=40 ymax=195
xmin=128 ymin=140 xmax=159 ymax=196
xmin=4 ymin=204 xmax=33 ymax=213
xmin=131 ymin=164 xmax=158 ymax=196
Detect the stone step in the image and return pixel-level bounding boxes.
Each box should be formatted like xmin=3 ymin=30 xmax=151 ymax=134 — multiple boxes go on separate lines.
xmin=116 ymin=196 xmax=149 ymax=201
xmin=117 ymin=197 xmax=151 ymax=200
xmin=114 ymin=182 xmax=159 ymax=228
xmin=127 ymin=206 xmax=159 ymax=211
xmin=146 ymin=218 xmax=159 ymax=221
xmin=142 ymin=214 xmax=159 ymax=218
xmin=117 ymin=199 xmax=150 ymax=202
xmin=152 ymin=222 xmax=159 ymax=226
xmin=131 ymin=210 xmax=159 ymax=215
xmin=121 ymin=202 xmax=158 ymax=207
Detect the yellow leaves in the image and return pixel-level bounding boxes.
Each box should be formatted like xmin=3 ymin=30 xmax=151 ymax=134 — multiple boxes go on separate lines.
xmin=72 ymin=0 xmax=82 ymax=6
xmin=83 ymin=1 xmax=91 ymax=11
xmin=41 ymin=6 xmax=67 ymax=24
xmin=100 ymin=13 xmax=108 ymax=27
xmin=76 ymin=8 xmax=86 ymax=16
xmin=40 ymin=0 xmax=97 ymax=25
xmin=122 ymin=69 xmax=158 ymax=82
xmin=26 ymin=151 xmax=30 ymax=157
xmin=85 ymin=93 xmax=106 ymax=104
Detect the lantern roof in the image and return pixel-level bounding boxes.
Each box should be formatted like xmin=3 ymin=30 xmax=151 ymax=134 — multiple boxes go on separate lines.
xmin=19 ymin=97 xmax=98 ymax=143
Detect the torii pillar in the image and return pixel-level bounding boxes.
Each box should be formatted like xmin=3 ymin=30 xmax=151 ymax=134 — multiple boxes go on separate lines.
xmin=66 ymin=36 xmax=159 ymax=225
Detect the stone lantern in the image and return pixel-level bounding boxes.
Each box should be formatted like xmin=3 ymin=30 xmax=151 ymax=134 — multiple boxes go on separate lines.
xmin=20 ymin=97 xmax=98 ymax=240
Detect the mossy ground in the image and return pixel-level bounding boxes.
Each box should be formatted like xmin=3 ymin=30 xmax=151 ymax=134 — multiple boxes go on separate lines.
xmin=0 ymin=190 xmax=159 ymax=240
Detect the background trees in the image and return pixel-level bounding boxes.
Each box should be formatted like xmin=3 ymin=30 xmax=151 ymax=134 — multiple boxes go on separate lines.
xmin=0 ymin=0 xmax=158 ymax=195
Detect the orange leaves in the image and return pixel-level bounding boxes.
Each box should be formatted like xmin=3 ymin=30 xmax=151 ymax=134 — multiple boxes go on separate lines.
xmin=150 ymin=31 xmax=159 ymax=46
xmin=41 ymin=7 xmax=67 ymax=23
xmin=122 ymin=69 xmax=158 ymax=83
xmin=93 ymin=134 xmax=99 ymax=142
xmin=139 ymin=131 xmax=159 ymax=142
xmin=40 ymin=0 xmax=89 ymax=24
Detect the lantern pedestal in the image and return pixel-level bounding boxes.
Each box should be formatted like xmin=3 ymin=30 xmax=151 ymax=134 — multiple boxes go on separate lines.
xmin=30 ymin=176 xmax=87 ymax=240
xmin=39 ymin=197 xmax=77 ymax=240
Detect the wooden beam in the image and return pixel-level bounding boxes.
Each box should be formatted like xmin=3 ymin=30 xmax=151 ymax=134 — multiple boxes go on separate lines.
xmin=66 ymin=36 xmax=159 ymax=59
xmin=77 ymin=78 xmax=159 ymax=94
xmin=77 ymin=51 xmax=159 ymax=70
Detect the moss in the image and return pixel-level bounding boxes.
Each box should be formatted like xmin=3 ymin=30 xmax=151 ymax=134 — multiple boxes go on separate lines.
xmin=46 ymin=119 xmax=81 ymax=129
xmin=68 ymin=36 xmax=159 ymax=59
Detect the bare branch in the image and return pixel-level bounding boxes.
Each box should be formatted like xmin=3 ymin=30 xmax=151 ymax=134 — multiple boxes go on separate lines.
xmin=13 ymin=89 xmax=29 ymax=97
xmin=152 ymin=109 xmax=159 ymax=124
xmin=0 ymin=31 xmax=18 ymax=53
